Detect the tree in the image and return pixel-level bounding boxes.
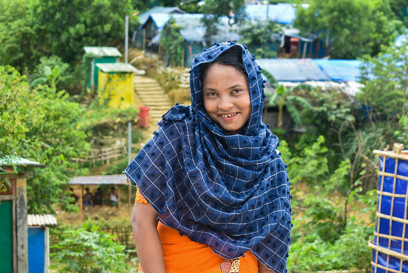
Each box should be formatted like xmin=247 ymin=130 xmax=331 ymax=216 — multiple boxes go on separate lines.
xmin=0 ymin=66 xmax=90 ymax=213
xmin=29 ymin=56 xmax=73 ymax=90
xmin=0 ymin=0 xmax=39 ymax=71
xmin=240 ymin=21 xmax=282 ymax=58
xmin=295 ymin=0 xmax=403 ymax=59
xmin=160 ymin=18 xmax=185 ymax=66
xmin=200 ymin=0 xmax=246 ymax=46
xmin=178 ymin=0 xmax=201 ymax=13
xmin=263 ymin=70 xmax=313 ymax=129
xmin=356 ymin=41 xmax=408 ymax=149
xmin=29 ymin=0 xmax=134 ymax=64
xmin=389 ymin=0 xmax=408 ymax=25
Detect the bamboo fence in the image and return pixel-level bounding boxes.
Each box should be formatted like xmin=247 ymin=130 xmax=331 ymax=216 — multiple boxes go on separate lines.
xmin=370 ymin=143 xmax=408 ymax=273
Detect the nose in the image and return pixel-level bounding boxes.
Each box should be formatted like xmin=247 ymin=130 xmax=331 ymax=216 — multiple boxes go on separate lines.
xmin=219 ymin=96 xmax=233 ymax=111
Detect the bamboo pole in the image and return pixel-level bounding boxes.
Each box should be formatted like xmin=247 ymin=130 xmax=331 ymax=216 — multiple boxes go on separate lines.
xmin=80 ymin=185 xmax=84 ymax=222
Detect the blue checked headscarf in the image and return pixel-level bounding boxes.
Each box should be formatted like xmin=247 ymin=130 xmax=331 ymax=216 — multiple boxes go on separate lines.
xmin=124 ymin=42 xmax=291 ymax=273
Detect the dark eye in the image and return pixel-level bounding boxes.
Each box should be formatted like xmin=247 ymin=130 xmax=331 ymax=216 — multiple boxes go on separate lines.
xmin=233 ymin=89 xmax=243 ymax=94
xmin=206 ymin=91 xmax=217 ymax=97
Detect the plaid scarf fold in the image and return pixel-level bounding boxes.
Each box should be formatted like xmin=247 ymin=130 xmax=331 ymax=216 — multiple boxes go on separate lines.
xmin=125 ymin=42 xmax=291 ymax=273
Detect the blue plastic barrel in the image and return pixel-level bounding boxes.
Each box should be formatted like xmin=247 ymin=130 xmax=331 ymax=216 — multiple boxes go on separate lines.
xmin=371 ymin=148 xmax=408 ymax=273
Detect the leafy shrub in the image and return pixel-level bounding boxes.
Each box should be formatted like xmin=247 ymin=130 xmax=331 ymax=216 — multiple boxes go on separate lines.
xmin=303 ymin=194 xmax=345 ymax=243
xmin=103 ymin=158 xmax=130 ymax=175
xmin=286 ymin=135 xmax=329 ymax=185
xmin=288 ymin=199 xmax=374 ymax=272
xmin=51 ymin=224 xmax=135 ymax=272
xmin=28 ymin=56 xmax=73 ymax=91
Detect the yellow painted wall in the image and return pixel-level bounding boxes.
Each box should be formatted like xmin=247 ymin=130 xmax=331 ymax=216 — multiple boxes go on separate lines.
xmin=98 ymin=72 xmax=135 ymax=108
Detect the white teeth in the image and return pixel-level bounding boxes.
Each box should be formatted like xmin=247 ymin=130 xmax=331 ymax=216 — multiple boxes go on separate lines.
xmin=221 ymin=113 xmax=236 ymax=118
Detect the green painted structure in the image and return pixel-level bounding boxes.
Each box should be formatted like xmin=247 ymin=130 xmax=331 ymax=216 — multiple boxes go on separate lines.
xmin=83 ymin=46 xmax=122 ymax=90
xmin=0 ymin=157 xmax=45 ymax=273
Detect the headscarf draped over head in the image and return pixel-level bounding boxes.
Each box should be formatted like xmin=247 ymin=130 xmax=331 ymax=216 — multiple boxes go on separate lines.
xmin=124 ymin=42 xmax=292 ymax=273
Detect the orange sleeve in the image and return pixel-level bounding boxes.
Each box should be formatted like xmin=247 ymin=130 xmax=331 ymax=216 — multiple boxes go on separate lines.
xmin=135 ymin=187 xmax=150 ymax=205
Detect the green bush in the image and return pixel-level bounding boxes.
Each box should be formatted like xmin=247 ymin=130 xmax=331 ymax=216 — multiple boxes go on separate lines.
xmin=51 ymin=224 xmax=135 ymax=273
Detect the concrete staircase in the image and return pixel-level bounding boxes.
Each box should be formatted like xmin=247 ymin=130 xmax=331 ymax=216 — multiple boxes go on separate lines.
xmin=134 ymin=76 xmax=173 ymax=123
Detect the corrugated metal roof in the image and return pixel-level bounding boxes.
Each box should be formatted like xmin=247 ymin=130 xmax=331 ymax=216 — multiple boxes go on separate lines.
xmin=27 ymin=214 xmax=57 ymax=227
xmin=96 ymin=63 xmax=138 ymax=73
xmin=171 ymin=14 xmax=205 ymax=42
xmin=139 ymin=6 xmax=185 ymax=26
xmin=149 ymin=13 xmax=172 ymax=30
xmin=314 ymin=59 xmax=363 ymax=82
xmin=69 ymin=174 xmax=128 ymax=185
xmin=257 ymin=58 xmax=329 ymax=82
xmin=246 ymin=3 xmax=296 ymax=24
xmin=0 ymin=156 xmax=45 ymax=167
xmin=83 ymin=46 xmax=122 ymax=57
xmin=171 ymin=14 xmax=239 ymax=43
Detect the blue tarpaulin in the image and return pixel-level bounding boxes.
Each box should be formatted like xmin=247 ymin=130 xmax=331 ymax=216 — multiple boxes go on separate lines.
xmin=314 ymin=59 xmax=363 ymax=82
xmin=28 ymin=228 xmax=45 ymax=273
xmin=257 ymin=59 xmax=329 ymax=82
xmin=371 ymin=151 xmax=408 ymax=273
xmin=245 ymin=3 xmax=296 ymax=25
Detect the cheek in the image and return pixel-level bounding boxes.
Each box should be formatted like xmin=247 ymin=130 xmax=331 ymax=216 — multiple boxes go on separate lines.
xmin=203 ymin=97 xmax=215 ymax=113
xmin=242 ymin=94 xmax=251 ymax=114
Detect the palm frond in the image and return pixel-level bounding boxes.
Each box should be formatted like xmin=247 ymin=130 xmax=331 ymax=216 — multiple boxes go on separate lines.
xmin=289 ymin=84 xmax=314 ymax=93
xmin=266 ymin=92 xmax=280 ymax=106
xmin=288 ymin=95 xmax=313 ymax=110
xmin=261 ymin=69 xmax=277 ymax=85
xmin=286 ymin=103 xmax=302 ymax=125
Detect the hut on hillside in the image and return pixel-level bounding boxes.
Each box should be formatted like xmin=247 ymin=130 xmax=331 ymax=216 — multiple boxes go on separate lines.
xmin=96 ymin=63 xmax=138 ymax=108
xmin=133 ymin=6 xmax=185 ymax=49
xmin=83 ymin=46 xmax=122 ymax=90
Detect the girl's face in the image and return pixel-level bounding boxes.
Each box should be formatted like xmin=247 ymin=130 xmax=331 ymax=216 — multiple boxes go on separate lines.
xmin=203 ymin=63 xmax=251 ymax=134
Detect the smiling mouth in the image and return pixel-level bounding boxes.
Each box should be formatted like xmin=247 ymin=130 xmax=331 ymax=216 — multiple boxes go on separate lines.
xmin=220 ymin=113 xmax=238 ymax=118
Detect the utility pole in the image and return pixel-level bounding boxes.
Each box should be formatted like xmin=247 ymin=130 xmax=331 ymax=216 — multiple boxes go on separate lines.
xmin=125 ymin=15 xmax=129 ymax=63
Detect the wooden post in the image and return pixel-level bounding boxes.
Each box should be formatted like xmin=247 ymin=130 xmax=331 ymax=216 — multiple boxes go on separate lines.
xmin=128 ymin=122 xmax=132 ymax=209
xmin=117 ymin=188 xmax=121 ymax=209
xmin=302 ymin=41 xmax=307 ymax=59
xmin=16 ymin=178 xmax=28 ymax=273
xmin=44 ymin=227 xmax=50 ymax=273
xmin=80 ymin=185 xmax=84 ymax=222
xmin=143 ymin=29 xmax=146 ymax=51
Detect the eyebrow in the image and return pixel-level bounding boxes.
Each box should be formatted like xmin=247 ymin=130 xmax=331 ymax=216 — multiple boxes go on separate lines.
xmin=204 ymin=84 xmax=247 ymax=92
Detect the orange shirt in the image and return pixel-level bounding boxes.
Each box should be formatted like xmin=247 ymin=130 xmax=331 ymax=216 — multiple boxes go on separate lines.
xmin=135 ymin=188 xmax=259 ymax=273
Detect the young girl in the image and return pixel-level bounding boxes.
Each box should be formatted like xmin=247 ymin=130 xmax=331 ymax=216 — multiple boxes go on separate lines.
xmin=125 ymin=42 xmax=292 ymax=273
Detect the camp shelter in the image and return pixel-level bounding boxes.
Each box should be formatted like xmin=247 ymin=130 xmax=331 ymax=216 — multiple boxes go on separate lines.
xmin=141 ymin=13 xmax=172 ymax=53
xmin=171 ymin=14 xmax=205 ymax=67
xmin=96 ymin=63 xmax=138 ymax=108
xmin=257 ymin=58 xmax=329 ymax=82
xmin=161 ymin=14 xmax=240 ymax=67
xmin=83 ymin=46 xmax=122 ymax=90
xmin=0 ymin=157 xmax=45 ymax=273
xmin=133 ymin=6 xmax=185 ymax=48
xmin=280 ymin=28 xmax=326 ymax=59
xmin=68 ymin=174 xmax=129 ymax=221
xmin=27 ymin=214 xmax=57 ymax=273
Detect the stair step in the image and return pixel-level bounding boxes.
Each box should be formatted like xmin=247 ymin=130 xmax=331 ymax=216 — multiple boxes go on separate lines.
xmin=134 ymin=84 xmax=162 ymax=88
xmin=137 ymin=98 xmax=170 ymax=102
xmin=134 ymin=76 xmax=173 ymax=124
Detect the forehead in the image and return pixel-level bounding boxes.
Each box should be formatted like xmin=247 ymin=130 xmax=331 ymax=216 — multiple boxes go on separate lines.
xmin=203 ymin=63 xmax=248 ymax=87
